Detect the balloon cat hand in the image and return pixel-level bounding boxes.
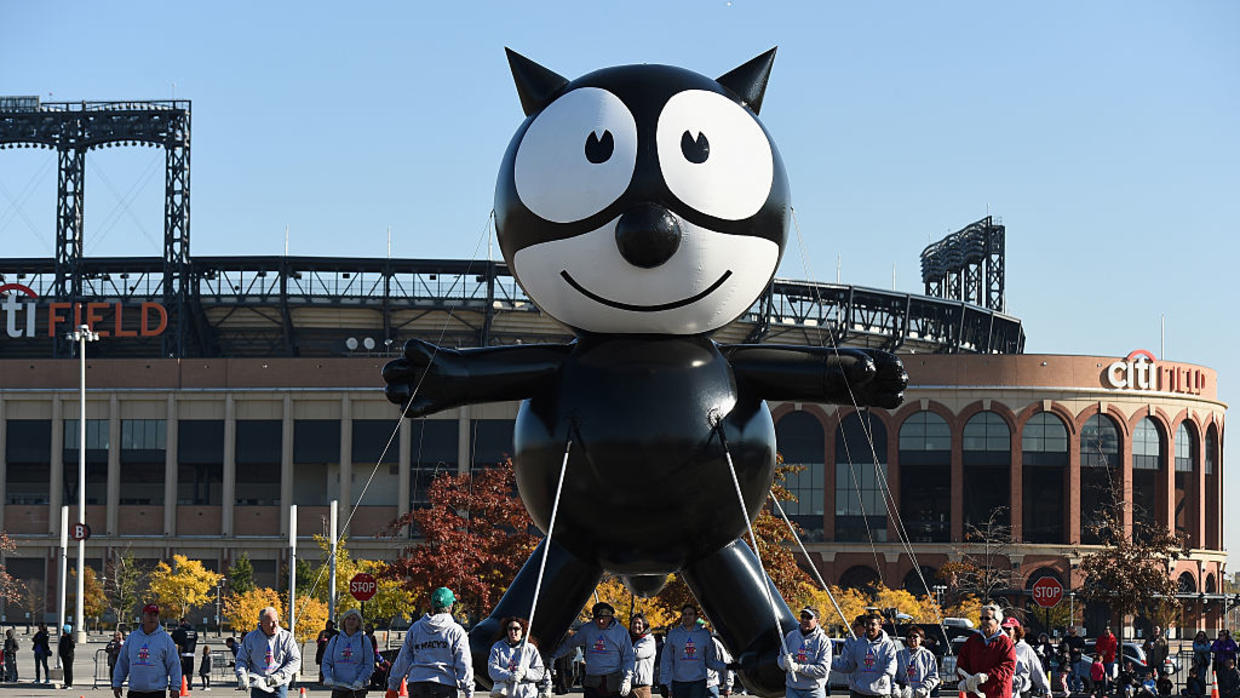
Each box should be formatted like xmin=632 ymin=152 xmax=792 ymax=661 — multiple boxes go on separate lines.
xmin=842 ymin=348 xmax=909 ymax=410
xmin=383 ymin=338 xmax=572 ymax=418
xmin=722 ymin=344 xmax=908 ymax=409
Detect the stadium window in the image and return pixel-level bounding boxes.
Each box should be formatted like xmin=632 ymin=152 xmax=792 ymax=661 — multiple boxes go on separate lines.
xmin=5 ymin=420 xmax=51 ymax=505
xmin=119 ymin=419 xmax=166 ymax=506
xmin=177 ymin=420 xmax=223 ymax=506
xmin=63 ymin=419 xmax=109 ymax=505
xmin=897 ymin=411 xmax=950 ymax=543
xmin=1131 ymin=417 xmax=1163 ymax=533
xmin=235 ymin=420 xmax=281 ymax=506
xmin=1021 ymin=412 xmax=1068 ymax=543
xmin=470 ymin=419 xmax=514 ymax=471
xmin=1080 ymin=414 xmax=1121 ymax=544
xmin=775 ymin=411 xmax=825 ymax=541
xmin=293 ymin=419 xmax=339 ymax=507
xmin=962 ymin=411 xmax=1010 ymax=529
xmin=834 ymin=412 xmax=887 ymax=543
xmin=350 ymin=419 xmax=399 ymax=507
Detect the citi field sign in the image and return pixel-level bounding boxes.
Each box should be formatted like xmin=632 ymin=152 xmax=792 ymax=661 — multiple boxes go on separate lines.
xmin=1104 ymin=349 xmax=1206 ymax=396
xmin=0 ymin=283 xmax=167 ymax=339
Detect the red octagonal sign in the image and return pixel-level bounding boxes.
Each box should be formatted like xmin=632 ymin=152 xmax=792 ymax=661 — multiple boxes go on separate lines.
xmin=349 ymin=572 xmax=377 ymax=602
xmin=1032 ymin=576 xmax=1063 ymax=608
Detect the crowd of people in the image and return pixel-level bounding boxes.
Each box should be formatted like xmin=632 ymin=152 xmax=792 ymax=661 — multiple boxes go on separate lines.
xmin=4 ymin=592 xmax=1234 ymax=698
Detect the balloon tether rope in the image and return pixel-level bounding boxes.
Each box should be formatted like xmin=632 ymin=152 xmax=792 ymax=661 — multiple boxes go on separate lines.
xmin=768 ymin=491 xmax=855 ymax=640
xmin=517 ymin=433 xmax=573 ymax=673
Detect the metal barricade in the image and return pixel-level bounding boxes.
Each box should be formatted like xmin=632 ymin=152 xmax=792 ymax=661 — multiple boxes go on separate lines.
xmin=94 ymin=647 xmax=113 ymax=688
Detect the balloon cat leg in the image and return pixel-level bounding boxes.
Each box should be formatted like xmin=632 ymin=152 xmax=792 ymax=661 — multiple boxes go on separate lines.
xmin=468 ymin=538 xmax=604 ymax=689
xmin=681 ymin=539 xmax=797 ymax=698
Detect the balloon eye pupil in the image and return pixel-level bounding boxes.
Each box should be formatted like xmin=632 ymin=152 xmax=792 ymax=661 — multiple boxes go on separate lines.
xmin=585 ymin=130 xmax=614 ymax=163
xmin=681 ymin=130 xmax=709 ymax=164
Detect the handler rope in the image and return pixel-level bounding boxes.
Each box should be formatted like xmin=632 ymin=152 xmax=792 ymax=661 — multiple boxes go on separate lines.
xmin=711 ymin=415 xmax=790 ymax=658
xmin=769 ymin=491 xmax=855 ymax=640
xmin=517 ymin=435 xmax=574 ymax=670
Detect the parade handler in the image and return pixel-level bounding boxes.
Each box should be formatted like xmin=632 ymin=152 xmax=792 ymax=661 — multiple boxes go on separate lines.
xmin=112 ymin=604 xmax=182 ymax=698
xmin=553 ymin=603 xmax=635 ymax=698
xmin=236 ymin=606 xmax=302 ymax=698
xmin=776 ymin=607 xmax=832 ymax=698
xmin=957 ymin=604 xmax=1016 ymax=698
xmin=387 ymin=587 xmax=474 ymax=698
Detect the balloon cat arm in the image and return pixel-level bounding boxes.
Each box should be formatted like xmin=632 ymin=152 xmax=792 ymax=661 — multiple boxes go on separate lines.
xmin=720 ymin=344 xmax=908 ymax=409
xmin=382 ymin=338 xmax=573 ymax=417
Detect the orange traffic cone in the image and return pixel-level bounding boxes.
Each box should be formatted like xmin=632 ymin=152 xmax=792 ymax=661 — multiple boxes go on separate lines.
xmin=1211 ymin=685 xmax=1219 ymax=698
xmin=299 ymin=688 xmax=307 ymax=698
xmin=400 ymin=678 xmax=409 ymax=698
xmin=180 ymin=676 xmax=191 ymax=697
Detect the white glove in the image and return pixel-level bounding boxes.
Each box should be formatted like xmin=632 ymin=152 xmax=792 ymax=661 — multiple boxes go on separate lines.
xmin=899 ymin=685 xmax=913 ymax=698
xmin=977 ymin=673 xmax=988 ymax=688
xmin=619 ymin=676 xmax=632 ymax=696
xmin=964 ymin=675 xmax=981 ymax=693
xmin=538 ymin=689 xmax=551 ymax=698
xmin=513 ymin=667 xmax=526 ymax=682
xmin=782 ymin=654 xmax=799 ymax=675
xmin=237 ymin=670 xmax=249 ymax=691
xmin=914 ymin=688 xmax=930 ymax=698
xmin=266 ymin=676 xmax=281 ymax=688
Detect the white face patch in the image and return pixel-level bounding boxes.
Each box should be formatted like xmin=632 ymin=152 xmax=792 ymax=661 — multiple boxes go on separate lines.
xmin=512 ymin=216 xmax=779 ymax=334
xmin=657 ymin=90 xmax=774 ymax=221
xmin=514 ymin=87 xmax=638 ymax=224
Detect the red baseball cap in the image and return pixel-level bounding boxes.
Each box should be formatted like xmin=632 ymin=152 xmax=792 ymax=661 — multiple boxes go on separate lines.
xmin=1001 ymin=617 xmax=1021 ymax=629
xmin=142 ymin=604 xmax=160 ymax=615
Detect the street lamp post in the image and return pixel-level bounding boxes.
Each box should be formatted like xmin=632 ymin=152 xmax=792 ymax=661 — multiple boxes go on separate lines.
xmin=932 ymin=584 xmax=947 ymax=609
xmin=69 ymin=324 xmax=99 ymax=643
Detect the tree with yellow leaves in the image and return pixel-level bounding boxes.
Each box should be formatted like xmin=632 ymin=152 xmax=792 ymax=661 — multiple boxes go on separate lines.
xmin=223 ymin=588 xmax=282 ymax=633
xmin=148 ymin=555 xmax=222 ymax=620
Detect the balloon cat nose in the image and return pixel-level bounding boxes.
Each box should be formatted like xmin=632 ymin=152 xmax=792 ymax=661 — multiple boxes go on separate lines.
xmin=614 ymin=204 xmax=682 ymax=268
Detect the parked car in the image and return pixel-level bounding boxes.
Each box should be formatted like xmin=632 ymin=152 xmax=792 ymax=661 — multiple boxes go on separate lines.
xmin=1081 ymin=641 xmax=1180 ymax=679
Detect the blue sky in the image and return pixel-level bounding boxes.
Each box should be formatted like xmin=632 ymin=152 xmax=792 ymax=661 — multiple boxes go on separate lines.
xmin=2 ymin=1 xmax=1238 ymax=561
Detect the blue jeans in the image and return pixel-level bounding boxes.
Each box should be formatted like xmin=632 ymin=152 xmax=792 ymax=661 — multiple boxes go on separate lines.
xmin=787 ymin=687 xmax=828 ymax=698
xmin=252 ymin=685 xmax=289 ymax=698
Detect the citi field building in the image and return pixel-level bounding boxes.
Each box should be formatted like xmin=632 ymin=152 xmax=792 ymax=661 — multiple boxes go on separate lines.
xmin=0 ymin=182 xmax=1225 ymax=631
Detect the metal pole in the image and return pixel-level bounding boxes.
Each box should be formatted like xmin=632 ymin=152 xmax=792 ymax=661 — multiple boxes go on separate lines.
xmin=289 ymin=504 xmax=297 ymax=640
xmin=76 ymin=326 xmax=88 ymax=643
xmin=56 ymin=505 xmax=68 ymax=668
xmin=328 ymin=500 xmax=337 ymax=622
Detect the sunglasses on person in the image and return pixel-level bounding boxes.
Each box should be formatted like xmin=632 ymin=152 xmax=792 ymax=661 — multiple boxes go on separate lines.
xmin=507 ymin=626 xmax=523 ymax=632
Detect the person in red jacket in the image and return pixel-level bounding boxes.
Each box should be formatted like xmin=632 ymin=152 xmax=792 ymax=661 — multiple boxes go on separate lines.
xmin=957 ymin=604 xmax=1016 ymax=698
xmin=1095 ymin=625 xmax=1119 ymax=691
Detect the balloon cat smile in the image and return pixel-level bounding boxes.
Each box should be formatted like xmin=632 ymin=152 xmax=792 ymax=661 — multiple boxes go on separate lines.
xmin=383 ymin=48 xmax=908 ymax=697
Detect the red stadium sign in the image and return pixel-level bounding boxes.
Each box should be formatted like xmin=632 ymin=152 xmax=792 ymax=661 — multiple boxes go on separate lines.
xmin=349 ymin=573 xmax=377 ymax=602
xmin=1031 ymin=577 xmax=1063 ymax=608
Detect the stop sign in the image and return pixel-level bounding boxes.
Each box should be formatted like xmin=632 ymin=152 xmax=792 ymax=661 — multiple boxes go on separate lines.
xmin=349 ymin=573 xmax=377 ymax=602
xmin=1031 ymin=576 xmax=1064 ymax=608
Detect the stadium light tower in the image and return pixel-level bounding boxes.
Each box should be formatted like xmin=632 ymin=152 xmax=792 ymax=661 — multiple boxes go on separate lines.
xmin=68 ymin=324 xmax=99 ymax=642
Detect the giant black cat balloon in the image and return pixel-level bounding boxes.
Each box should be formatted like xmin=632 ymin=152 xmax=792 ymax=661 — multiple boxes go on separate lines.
xmin=383 ymin=48 xmax=908 ymax=696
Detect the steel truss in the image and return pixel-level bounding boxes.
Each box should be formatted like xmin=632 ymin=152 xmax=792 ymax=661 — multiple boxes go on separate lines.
xmin=0 ymin=99 xmax=190 ymax=355
xmin=0 ymin=256 xmax=1025 ymax=359
xmin=920 ymin=216 xmax=1005 ymax=312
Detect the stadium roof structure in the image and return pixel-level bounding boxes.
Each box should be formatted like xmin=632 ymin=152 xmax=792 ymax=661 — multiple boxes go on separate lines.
xmin=0 ymin=255 xmax=1025 ymax=359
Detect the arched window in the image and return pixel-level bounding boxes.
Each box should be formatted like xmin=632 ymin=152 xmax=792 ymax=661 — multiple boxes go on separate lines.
xmin=1174 ymin=422 xmax=1199 ymax=543
xmin=1132 ymin=418 xmax=1164 ymax=533
xmin=1175 ymin=423 xmax=1198 ymax=473
xmin=1206 ymin=424 xmax=1220 ymax=549
xmin=835 ymin=412 xmax=887 ymax=543
xmin=963 ymin=411 xmax=1010 ymax=529
xmin=1080 ymin=414 xmax=1120 ymax=544
xmin=838 ymin=565 xmax=880 ymax=592
xmin=898 ymin=412 xmax=951 ymax=543
xmin=776 ymin=411 xmax=825 ymax=541
xmin=1022 ymin=413 xmax=1068 ymax=543
xmin=902 ymin=566 xmax=938 ymax=597
xmin=1178 ymin=572 xmax=1197 ymax=593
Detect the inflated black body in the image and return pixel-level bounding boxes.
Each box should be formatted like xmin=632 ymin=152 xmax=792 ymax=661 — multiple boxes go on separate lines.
xmin=514 ymin=334 xmax=773 ymax=573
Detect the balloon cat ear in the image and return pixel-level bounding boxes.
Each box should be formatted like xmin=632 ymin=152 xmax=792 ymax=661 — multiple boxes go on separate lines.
xmin=506 ymin=48 xmax=570 ymax=116
xmin=716 ymin=47 xmax=777 ymax=114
